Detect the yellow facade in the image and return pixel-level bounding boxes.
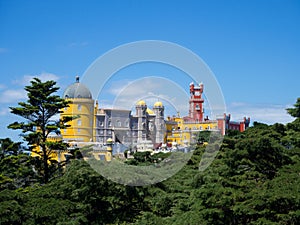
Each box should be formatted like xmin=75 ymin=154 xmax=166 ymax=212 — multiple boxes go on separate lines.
xmin=60 ymin=98 xmax=95 ymax=142
xmin=166 ymin=116 xmax=218 ymax=146
xmin=31 ymin=135 xmax=70 ymax=163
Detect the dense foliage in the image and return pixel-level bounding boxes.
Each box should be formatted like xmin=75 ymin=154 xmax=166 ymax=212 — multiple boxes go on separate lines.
xmin=8 ymin=78 xmax=74 ymax=183
xmin=0 ymin=97 xmax=299 ymax=224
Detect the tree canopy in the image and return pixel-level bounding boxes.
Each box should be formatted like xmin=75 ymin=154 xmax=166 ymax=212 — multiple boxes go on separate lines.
xmin=0 ymin=93 xmax=299 ymax=224
xmin=8 ymin=78 xmax=74 ymax=183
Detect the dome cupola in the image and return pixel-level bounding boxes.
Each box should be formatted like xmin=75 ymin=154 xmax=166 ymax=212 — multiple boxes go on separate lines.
xmin=154 ymin=101 xmax=163 ymax=107
xmin=63 ymin=76 xmax=92 ymax=99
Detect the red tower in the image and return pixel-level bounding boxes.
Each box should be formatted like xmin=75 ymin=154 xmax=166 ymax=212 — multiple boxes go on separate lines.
xmin=188 ymin=82 xmax=204 ymax=122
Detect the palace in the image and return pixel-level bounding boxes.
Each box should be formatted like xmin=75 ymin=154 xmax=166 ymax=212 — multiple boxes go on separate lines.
xmin=58 ymin=77 xmax=250 ymax=159
xmin=61 ymin=76 xmax=165 ymax=147
xmin=165 ymin=82 xmax=250 ymax=146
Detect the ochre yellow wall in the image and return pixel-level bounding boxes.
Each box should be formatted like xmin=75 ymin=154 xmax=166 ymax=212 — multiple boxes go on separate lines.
xmin=166 ymin=117 xmax=218 ymax=146
xmin=31 ymin=136 xmax=69 ymax=162
xmin=60 ymin=98 xmax=94 ymax=142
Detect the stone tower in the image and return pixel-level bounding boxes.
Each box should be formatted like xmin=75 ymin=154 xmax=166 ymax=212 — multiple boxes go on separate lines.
xmin=189 ymin=82 xmax=204 ymax=122
xmin=153 ymin=101 xmax=165 ymax=144
xmin=135 ymin=100 xmax=147 ymax=142
xmin=60 ymin=76 xmax=95 ymax=142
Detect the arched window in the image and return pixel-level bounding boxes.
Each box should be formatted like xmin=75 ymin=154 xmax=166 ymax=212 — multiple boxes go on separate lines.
xmin=77 ymin=104 xmax=82 ymax=111
xmin=116 ymin=120 xmax=121 ymax=127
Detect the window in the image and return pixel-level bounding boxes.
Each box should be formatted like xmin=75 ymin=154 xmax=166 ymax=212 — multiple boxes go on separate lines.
xmin=199 ymin=126 xmax=202 ymax=130
xmin=77 ymin=119 xmax=82 ymax=126
xmin=116 ymin=120 xmax=121 ymax=127
xmin=64 ymin=129 xmax=67 ymax=133
xmin=149 ymin=122 xmax=153 ymax=131
xmin=125 ymin=120 xmax=129 ymax=127
xmin=77 ymin=128 xmax=81 ymax=133
xmin=208 ymin=125 xmax=210 ymax=130
xmin=78 ymin=104 xmax=82 ymax=111
xmin=108 ymin=120 xmax=111 ymax=127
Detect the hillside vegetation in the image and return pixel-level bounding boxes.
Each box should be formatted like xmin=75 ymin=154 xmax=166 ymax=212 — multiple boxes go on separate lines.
xmin=0 ymin=98 xmax=299 ymax=224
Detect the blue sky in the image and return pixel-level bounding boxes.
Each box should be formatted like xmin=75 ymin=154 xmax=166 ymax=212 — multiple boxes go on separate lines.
xmin=0 ymin=0 xmax=299 ymax=142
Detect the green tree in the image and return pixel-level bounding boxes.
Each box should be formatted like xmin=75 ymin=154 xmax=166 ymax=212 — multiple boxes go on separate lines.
xmin=287 ymin=97 xmax=300 ymax=118
xmin=0 ymin=138 xmax=38 ymax=190
xmin=0 ymin=138 xmax=22 ymax=160
xmin=8 ymin=78 xmax=74 ymax=183
xmin=197 ymin=130 xmax=211 ymax=144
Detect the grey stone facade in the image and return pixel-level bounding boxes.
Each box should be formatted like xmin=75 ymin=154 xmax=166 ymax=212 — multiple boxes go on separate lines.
xmin=94 ymin=101 xmax=165 ymax=148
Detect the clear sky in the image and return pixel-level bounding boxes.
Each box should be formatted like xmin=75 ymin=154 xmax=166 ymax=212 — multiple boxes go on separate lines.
xmin=0 ymin=0 xmax=299 ymax=142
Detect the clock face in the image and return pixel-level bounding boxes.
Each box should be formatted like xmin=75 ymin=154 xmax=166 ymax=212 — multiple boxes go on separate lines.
xmin=195 ymin=91 xmax=200 ymax=96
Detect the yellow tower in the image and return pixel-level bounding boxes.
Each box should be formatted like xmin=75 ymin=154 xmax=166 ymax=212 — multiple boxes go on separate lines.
xmin=60 ymin=76 xmax=95 ymax=143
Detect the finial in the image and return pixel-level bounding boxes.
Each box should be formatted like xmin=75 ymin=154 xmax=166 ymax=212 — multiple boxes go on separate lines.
xmin=76 ymin=76 xmax=79 ymax=83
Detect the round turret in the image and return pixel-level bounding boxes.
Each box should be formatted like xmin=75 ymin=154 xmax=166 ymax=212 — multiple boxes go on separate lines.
xmin=136 ymin=100 xmax=146 ymax=106
xmin=63 ymin=76 xmax=92 ymax=99
xmin=154 ymin=101 xmax=163 ymax=107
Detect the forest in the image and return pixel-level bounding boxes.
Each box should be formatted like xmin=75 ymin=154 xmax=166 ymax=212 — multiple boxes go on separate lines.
xmin=0 ymin=79 xmax=299 ymax=224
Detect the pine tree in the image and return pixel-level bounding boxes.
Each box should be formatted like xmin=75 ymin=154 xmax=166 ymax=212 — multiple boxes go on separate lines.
xmin=287 ymin=97 xmax=300 ymax=118
xmin=8 ymin=78 xmax=74 ymax=183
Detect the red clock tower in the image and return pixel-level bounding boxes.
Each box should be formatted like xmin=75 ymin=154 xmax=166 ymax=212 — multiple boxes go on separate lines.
xmin=189 ymin=82 xmax=204 ymax=122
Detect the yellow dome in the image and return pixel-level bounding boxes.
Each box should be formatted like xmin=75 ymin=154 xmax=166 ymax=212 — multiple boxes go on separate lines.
xmin=136 ymin=100 xmax=146 ymax=106
xmin=106 ymin=138 xmax=113 ymax=143
xmin=154 ymin=101 xmax=163 ymax=107
xmin=146 ymin=108 xmax=155 ymax=115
